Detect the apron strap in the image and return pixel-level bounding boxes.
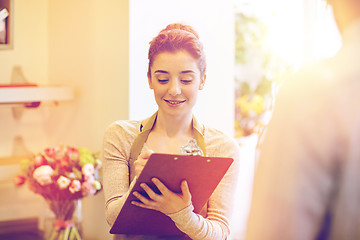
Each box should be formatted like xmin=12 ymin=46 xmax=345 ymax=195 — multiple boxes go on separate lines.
xmin=192 ymin=115 xmax=206 ymax=156
xmin=128 ymin=112 xmax=157 ymax=182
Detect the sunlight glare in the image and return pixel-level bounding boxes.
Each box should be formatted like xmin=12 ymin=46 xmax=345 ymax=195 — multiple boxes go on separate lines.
xmin=313 ymin=1 xmax=342 ymax=60
xmin=235 ymin=0 xmax=342 ymax=69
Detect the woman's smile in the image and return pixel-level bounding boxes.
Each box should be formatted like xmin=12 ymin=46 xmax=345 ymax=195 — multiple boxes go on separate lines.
xmin=164 ymin=99 xmax=186 ymax=107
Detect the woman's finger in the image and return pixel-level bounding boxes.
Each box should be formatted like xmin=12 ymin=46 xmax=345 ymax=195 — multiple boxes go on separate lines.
xmin=140 ymin=183 xmax=161 ymax=201
xmin=132 ymin=191 xmax=152 ymax=205
xmin=151 ymin=178 xmax=171 ymax=196
xmin=181 ymin=180 xmax=192 ymax=202
xmin=131 ymin=200 xmax=155 ymax=210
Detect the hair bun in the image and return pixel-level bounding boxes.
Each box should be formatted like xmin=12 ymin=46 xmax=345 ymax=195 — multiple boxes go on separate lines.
xmin=161 ymin=23 xmax=200 ymax=39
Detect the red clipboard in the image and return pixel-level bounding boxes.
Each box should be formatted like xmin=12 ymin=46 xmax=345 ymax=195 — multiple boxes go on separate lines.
xmin=109 ymin=153 xmax=233 ymax=236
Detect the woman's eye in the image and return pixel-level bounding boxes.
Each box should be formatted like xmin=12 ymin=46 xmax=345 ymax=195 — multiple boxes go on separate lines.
xmin=181 ymin=80 xmax=192 ymax=84
xmin=157 ymin=79 xmax=169 ymax=84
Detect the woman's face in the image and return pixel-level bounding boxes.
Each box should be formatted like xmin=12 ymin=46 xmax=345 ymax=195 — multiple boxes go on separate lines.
xmin=148 ymin=50 xmax=206 ymax=118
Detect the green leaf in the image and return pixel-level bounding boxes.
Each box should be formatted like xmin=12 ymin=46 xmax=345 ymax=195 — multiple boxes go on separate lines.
xmin=255 ymin=78 xmax=272 ymax=96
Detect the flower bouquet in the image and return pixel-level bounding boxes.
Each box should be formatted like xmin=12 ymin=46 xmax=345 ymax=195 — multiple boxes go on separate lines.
xmin=14 ymin=146 xmax=102 ymax=240
xmin=235 ymin=93 xmax=268 ymax=138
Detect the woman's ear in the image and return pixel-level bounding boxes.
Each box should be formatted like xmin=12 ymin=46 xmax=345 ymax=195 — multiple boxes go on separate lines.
xmin=199 ymin=74 xmax=206 ymax=90
xmin=147 ymin=72 xmax=153 ymax=89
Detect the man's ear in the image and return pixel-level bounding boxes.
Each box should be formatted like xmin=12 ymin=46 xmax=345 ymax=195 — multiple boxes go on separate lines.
xmin=148 ymin=72 xmax=153 ymax=89
xmin=199 ymin=74 xmax=206 ymax=90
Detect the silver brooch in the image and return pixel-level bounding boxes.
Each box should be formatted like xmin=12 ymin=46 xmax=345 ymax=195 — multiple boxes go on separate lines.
xmin=180 ymin=139 xmax=204 ymax=156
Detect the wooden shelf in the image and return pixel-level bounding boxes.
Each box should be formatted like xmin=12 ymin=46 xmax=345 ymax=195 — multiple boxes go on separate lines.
xmin=0 ymin=155 xmax=31 ymax=166
xmin=0 ymin=85 xmax=74 ymax=163
xmin=0 ymin=86 xmax=74 ymax=104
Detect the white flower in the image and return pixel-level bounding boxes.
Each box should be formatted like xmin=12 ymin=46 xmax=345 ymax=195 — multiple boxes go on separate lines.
xmin=33 ymin=165 xmax=54 ymax=186
xmin=82 ymin=163 xmax=94 ymax=177
xmin=69 ymin=180 xmax=81 ymax=193
xmin=68 ymin=172 xmax=76 ymax=179
xmin=57 ymin=176 xmax=71 ymax=189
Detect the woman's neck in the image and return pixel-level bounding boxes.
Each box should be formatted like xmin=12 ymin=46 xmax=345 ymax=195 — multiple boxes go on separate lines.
xmin=153 ymin=111 xmax=193 ymax=138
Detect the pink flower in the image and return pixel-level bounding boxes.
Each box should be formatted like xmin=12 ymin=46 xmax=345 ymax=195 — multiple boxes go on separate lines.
xmin=33 ymin=165 xmax=54 ymax=186
xmin=67 ymin=147 xmax=79 ymax=161
xmin=82 ymin=163 xmax=94 ymax=177
xmin=84 ymin=174 xmax=95 ymax=183
xmin=94 ymin=159 xmax=102 ymax=170
xmin=44 ymin=148 xmax=56 ymax=159
xmin=59 ymin=156 xmax=71 ymax=170
xmin=69 ymin=180 xmax=81 ymax=193
xmin=34 ymin=155 xmax=45 ymax=166
xmin=14 ymin=175 xmax=26 ymax=186
xmin=53 ymin=146 xmax=67 ymax=162
xmin=57 ymin=176 xmax=71 ymax=189
xmin=81 ymin=181 xmax=97 ymax=196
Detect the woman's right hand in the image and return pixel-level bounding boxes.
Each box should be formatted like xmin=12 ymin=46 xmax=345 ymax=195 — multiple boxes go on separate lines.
xmin=134 ymin=145 xmax=154 ymax=177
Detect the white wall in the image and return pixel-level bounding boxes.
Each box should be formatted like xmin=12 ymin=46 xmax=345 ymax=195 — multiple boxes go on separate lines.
xmin=129 ymin=0 xmax=235 ymax=136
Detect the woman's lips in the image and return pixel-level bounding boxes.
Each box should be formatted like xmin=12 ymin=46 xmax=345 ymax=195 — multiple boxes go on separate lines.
xmin=164 ymin=99 xmax=186 ymax=106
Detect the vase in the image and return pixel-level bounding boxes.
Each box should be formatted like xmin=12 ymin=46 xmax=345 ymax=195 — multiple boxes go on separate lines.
xmin=45 ymin=199 xmax=82 ymax=240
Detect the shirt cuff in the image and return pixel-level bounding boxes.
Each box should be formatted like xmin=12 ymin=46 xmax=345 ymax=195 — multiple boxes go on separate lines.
xmin=166 ymin=203 xmax=194 ymax=222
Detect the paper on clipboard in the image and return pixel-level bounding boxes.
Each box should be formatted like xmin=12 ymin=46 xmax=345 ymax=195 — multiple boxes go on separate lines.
xmin=110 ymin=153 xmax=233 ymax=236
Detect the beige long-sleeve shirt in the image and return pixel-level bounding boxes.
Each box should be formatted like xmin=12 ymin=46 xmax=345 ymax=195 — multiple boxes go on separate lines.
xmin=102 ymin=115 xmax=240 ymax=240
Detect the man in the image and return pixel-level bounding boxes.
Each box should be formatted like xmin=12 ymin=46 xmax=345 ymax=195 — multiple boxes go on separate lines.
xmin=245 ymin=0 xmax=360 ymax=239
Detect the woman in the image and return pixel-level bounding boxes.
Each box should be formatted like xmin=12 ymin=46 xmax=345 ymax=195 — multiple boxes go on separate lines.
xmin=103 ymin=23 xmax=240 ymax=240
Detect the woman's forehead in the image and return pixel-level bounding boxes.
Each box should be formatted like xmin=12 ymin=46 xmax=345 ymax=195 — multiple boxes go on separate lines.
xmin=151 ymin=50 xmax=200 ymax=73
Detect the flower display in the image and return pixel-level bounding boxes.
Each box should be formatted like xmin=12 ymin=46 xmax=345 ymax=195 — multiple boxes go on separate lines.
xmin=14 ymin=146 xmax=102 ymax=240
xmin=234 ymin=11 xmax=294 ymax=139
xmin=235 ymin=93 xmax=269 ymax=138
xmin=15 ymin=145 xmax=102 ymax=201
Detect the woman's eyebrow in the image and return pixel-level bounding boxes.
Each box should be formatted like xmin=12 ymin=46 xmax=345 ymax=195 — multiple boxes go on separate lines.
xmin=154 ymin=70 xmax=169 ymax=74
xmin=154 ymin=70 xmax=195 ymax=74
xmin=181 ymin=70 xmax=195 ymax=74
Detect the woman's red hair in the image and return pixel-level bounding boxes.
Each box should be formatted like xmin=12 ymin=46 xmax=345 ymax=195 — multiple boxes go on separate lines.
xmin=148 ymin=23 xmax=206 ymax=78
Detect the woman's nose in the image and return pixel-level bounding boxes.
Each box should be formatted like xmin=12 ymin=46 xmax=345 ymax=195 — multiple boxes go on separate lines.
xmin=168 ymin=80 xmax=181 ymax=96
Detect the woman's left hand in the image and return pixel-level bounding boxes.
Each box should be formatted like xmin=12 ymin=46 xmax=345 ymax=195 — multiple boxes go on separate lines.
xmin=131 ymin=178 xmax=192 ymax=215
